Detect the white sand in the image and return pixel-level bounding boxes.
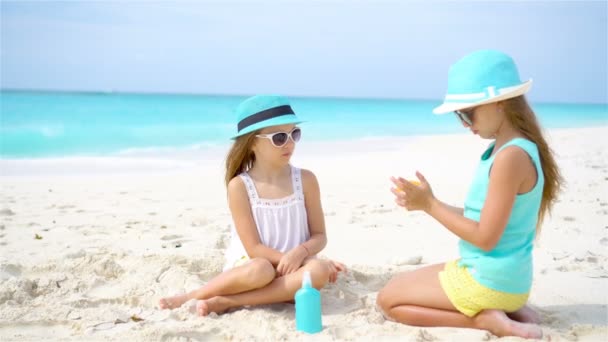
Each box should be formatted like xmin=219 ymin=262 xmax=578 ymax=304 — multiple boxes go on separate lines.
xmin=0 ymin=126 xmax=606 ymax=341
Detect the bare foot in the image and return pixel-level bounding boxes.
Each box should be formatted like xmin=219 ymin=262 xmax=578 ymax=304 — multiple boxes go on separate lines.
xmin=159 ymin=294 xmax=189 ymax=310
xmin=196 ymin=297 xmax=230 ymax=317
xmin=507 ymin=305 xmax=541 ymax=324
xmin=476 ymin=309 xmax=543 ymax=339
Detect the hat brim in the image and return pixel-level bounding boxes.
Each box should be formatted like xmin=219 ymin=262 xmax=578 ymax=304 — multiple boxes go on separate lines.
xmin=432 ymin=79 xmax=533 ymax=115
xmin=231 ymin=115 xmax=304 ymax=139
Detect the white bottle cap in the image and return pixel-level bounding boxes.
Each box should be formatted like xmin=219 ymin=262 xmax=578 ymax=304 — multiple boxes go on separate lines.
xmin=302 ymin=270 xmax=312 ymax=288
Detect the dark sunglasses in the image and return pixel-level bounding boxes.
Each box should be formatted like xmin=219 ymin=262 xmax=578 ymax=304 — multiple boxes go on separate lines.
xmin=454 ymin=109 xmax=474 ymax=126
xmin=256 ymin=127 xmax=302 ymax=147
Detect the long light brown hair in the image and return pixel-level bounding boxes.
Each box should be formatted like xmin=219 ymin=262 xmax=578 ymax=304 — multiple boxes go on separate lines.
xmin=225 ymin=132 xmax=258 ymax=187
xmin=502 ymin=95 xmax=563 ymax=232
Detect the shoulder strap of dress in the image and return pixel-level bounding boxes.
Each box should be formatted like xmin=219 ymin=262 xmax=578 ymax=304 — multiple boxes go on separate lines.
xmin=291 ymin=165 xmax=304 ymax=197
xmin=239 ymin=172 xmax=259 ymax=201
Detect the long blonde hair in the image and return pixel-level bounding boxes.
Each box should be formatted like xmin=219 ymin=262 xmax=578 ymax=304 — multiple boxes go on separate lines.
xmin=503 ymin=95 xmax=563 ymax=232
xmin=225 ymin=132 xmax=258 ymax=187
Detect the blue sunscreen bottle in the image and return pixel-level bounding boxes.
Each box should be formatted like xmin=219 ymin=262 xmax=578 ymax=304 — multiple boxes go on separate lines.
xmin=295 ymin=270 xmax=322 ymax=334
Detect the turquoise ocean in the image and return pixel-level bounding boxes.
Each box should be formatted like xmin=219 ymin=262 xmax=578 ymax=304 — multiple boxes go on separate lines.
xmin=1 ymin=90 xmax=606 ymax=159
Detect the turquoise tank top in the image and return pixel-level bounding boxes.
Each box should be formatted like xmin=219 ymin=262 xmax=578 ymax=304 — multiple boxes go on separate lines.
xmin=459 ymin=138 xmax=544 ymax=294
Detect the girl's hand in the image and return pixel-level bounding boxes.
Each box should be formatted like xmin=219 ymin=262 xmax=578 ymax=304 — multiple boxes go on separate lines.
xmin=390 ymin=171 xmax=435 ymax=212
xmin=277 ymin=246 xmax=307 ymax=276
xmin=327 ymin=260 xmax=347 ymax=283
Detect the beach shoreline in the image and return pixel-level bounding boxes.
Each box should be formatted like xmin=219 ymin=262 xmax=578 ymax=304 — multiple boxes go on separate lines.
xmin=2 ymin=125 xmax=606 ymax=177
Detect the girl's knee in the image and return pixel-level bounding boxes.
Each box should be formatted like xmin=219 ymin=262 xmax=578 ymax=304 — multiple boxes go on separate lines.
xmin=375 ymin=287 xmax=404 ymax=322
xmin=376 ymin=287 xmax=392 ymax=312
xmin=247 ymin=258 xmax=275 ymax=286
xmin=303 ymin=259 xmax=330 ymax=289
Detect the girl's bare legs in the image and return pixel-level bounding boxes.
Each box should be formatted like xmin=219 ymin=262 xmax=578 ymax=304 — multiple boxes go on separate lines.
xmin=375 ymin=263 xmax=542 ymax=339
xmin=196 ymin=259 xmax=330 ymax=316
xmin=159 ymin=258 xmax=275 ymax=309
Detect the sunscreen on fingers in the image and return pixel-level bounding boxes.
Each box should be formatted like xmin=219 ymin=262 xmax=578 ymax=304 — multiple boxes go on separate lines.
xmin=395 ymin=179 xmax=420 ymax=192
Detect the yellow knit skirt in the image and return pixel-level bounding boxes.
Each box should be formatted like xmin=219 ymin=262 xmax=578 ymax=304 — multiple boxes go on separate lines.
xmin=438 ymin=260 xmax=529 ymax=317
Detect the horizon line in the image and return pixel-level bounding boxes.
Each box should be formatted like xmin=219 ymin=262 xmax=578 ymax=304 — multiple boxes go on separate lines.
xmin=1 ymin=87 xmax=607 ymax=106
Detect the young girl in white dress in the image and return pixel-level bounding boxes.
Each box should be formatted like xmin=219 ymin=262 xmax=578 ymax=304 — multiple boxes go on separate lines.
xmin=159 ymin=95 xmax=345 ymax=316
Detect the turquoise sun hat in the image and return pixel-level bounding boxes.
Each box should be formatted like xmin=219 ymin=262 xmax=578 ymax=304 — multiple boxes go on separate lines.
xmin=433 ymin=50 xmax=532 ymax=114
xmin=231 ymin=95 xmax=303 ymax=139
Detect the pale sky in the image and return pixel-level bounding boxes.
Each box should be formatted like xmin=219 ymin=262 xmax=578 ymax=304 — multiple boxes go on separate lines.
xmin=1 ymin=1 xmax=607 ymax=103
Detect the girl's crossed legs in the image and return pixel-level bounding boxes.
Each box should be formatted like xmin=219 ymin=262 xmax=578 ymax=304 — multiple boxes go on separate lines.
xmin=196 ymin=258 xmax=330 ymax=316
xmin=159 ymin=258 xmax=331 ymax=316
xmin=159 ymin=257 xmax=276 ymax=310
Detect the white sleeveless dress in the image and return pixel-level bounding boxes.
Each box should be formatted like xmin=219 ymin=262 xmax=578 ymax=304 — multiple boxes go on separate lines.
xmin=223 ymin=165 xmax=310 ymax=271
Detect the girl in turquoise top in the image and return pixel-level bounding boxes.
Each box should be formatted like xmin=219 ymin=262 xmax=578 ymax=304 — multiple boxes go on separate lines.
xmin=377 ymin=50 xmax=562 ymax=339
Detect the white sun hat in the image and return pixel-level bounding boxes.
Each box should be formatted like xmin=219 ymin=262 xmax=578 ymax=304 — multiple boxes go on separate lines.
xmin=433 ymin=50 xmax=532 ymax=115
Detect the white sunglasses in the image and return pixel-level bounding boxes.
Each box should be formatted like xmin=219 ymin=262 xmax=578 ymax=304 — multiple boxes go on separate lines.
xmin=256 ymin=127 xmax=302 ymax=147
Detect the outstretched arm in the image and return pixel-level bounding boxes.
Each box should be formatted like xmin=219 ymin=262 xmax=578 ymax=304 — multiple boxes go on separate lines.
xmin=392 ymin=147 xmax=532 ymax=251
xmin=435 ymin=202 xmax=464 ymax=216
